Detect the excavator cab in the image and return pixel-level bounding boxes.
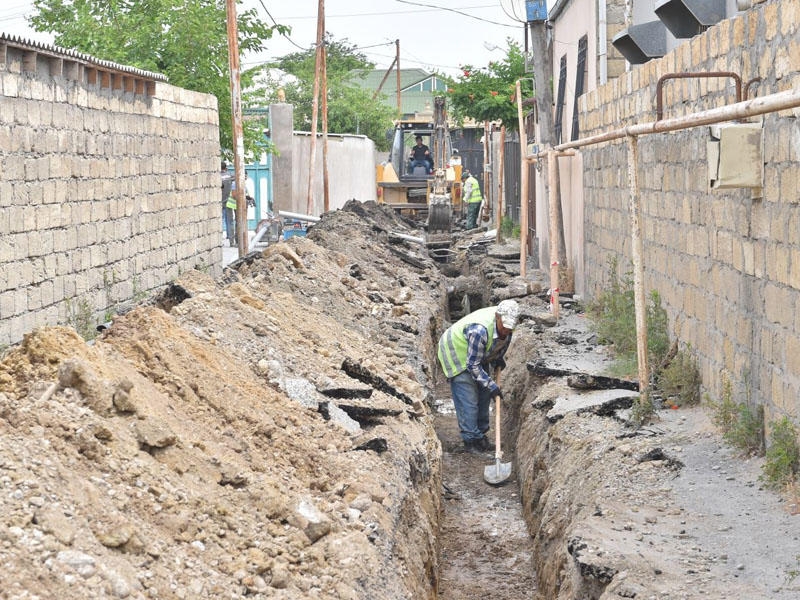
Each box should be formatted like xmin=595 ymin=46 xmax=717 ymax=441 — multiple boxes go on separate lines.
xmin=376 ymin=97 xmax=460 ymax=232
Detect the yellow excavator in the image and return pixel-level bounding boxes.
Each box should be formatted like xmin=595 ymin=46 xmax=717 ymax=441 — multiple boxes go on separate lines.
xmin=376 ymin=96 xmax=461 ymax=232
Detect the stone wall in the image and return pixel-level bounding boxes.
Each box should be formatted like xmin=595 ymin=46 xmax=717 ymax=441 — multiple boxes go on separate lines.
xmin=0 ymin=43 xmax=222 ymax=347
xmin=577 ymin=0 xmax=800 ymax=421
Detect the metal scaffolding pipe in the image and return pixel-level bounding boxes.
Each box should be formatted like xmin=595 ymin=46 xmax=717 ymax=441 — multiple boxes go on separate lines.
xmin=656 ymin=72 xmax=742 ymax=121
xmin=550 ymin=86 xmax=800 ymax=153
xmin=278 ymin=210 xmax=321 ymax=223
xmin=532 ymin=84 xmax=800 ymax=405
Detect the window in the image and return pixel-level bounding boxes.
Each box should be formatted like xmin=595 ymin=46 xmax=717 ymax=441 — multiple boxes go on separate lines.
xmin=571 ymin=36 xmax=588 ymax=141
xmin=554 ymin=55 xmax=567 ymax=145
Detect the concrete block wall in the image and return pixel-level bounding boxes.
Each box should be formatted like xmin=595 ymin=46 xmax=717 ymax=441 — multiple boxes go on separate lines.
xmin=578 ymin=0 xmax=800 ymax=422
xmin=0 ymin=45 xmax=222 ymax=348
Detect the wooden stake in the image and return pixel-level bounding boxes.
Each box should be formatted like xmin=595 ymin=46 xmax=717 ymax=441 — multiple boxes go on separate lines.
xmin=547 ymin=149 xmax=559 ymax=319
xmin=516 ymin=80 xmax=528 ymax=278
xmin=306 ymin=0 xmax=325 ymax=216
xmin=626 ymin=135 xmax=650 ymax=400
xmin=322 ymin=39 xmax=329 ymax=213
xmin=496 ymin=126 xmax=505 ymax=243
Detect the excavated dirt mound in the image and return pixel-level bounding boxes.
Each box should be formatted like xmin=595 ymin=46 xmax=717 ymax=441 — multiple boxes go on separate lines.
xmin=3 ymin=198 xmax=799 ymax=600
xmin=0 ymin=202 xmax=446 ymax=600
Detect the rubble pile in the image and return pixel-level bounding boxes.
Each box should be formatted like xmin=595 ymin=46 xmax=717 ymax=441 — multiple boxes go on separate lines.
xmin=0 ymin=201 xmax=447 ymax=600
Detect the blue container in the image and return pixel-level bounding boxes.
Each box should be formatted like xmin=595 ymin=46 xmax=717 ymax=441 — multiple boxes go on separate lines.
xmin=525 ymin=0 xmax=547 ymax=21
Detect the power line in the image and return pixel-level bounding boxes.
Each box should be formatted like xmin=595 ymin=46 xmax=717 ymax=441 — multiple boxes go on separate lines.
xmin=274 ymin=4 xmax=498 ymax=20
xmin=255 ymin=0 xmax=308 ymax=51
xmin=394 ymin=0 xmax=519 ymax=28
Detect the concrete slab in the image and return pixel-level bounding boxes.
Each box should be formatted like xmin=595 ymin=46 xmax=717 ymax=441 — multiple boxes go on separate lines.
xmin=546 ymin=388 xmax=639 ymax=422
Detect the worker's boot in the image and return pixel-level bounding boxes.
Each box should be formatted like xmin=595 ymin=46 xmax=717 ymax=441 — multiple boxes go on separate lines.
xmin=463 ymin=440 xmax=486 ymax=456
xmin=463 ymin=438 xmax=493 ymax=456
xmin=477 ymin=436 xmax=496 ymax=453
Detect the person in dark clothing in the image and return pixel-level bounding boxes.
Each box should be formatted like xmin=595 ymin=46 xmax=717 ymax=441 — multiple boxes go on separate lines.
xmin=408 ymin=135 xmax=432 ymax=174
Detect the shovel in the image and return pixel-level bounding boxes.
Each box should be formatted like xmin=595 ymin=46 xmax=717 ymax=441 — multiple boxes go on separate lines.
xmin=484 ymin=370 xmax=512 ymax=486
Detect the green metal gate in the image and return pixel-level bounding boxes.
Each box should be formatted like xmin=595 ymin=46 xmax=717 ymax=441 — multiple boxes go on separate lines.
xmin=246 ymin=157 xmax=273 ymax=231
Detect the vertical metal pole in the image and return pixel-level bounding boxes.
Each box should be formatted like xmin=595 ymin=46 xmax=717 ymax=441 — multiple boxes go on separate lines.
xmin=396 ymin=39 xmax=401 ymax=117
xmin=306 ymin=0 xmax=325 ymax=216
xmin=321 ymin=31 xmax=330 ymax=212
xmin=225 ymin=0 xmax=247 ymax=255
xmin=516 ymin=80 xmax=528 ymax=278
xmin=547 ymin=150 xmax=559 ymax=319
xmin=626 ymin=135 xmax=650 ymax=401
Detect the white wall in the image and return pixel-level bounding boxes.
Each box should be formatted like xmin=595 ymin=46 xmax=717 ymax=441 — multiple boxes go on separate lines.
xmin=291 ymin=132 xmax=377 ymax=216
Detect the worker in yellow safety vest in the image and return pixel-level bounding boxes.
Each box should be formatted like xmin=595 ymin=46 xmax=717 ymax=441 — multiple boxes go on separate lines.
xmin=462 ymin=171 xmax=483 ymax=229
xmin=437 ymin=300 xmax=519 ymax=455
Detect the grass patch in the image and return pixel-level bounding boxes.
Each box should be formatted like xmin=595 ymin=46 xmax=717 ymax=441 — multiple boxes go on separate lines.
xmin=499 ymin=216 xmax=518 ymax=239
xmin=586 ymin=257 xmax=670 ymax=377
xmin=762 ymin=417 xmax=800 ymax=490
xmin=709 ymin=377 xmax=764 ymax=455
xmin=585 ymin=258 xmax=674 ymax=425
xmin=65 ymin=296 xmax=97 ymax=341
xmin=656 ymin=346 xmax=702 ymax=407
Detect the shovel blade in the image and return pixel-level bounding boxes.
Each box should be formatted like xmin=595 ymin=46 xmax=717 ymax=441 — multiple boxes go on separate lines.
xmin=483 ymin=458 xmax=512 ymax=486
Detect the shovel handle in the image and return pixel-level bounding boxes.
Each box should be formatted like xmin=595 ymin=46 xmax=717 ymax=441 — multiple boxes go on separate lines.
xmin=493 ymin=367 xmax=503 ymax=460
xmin=494 ymin=395 xmax=503 ymax=460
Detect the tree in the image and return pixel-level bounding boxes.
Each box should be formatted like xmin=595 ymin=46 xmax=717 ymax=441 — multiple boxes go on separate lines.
xmin=444 ymin=39 xmax=532 ymax=131
xmin=256 ymin=36 xmax=395 ymax=151
xmin=29 ymin=0 xmax=287 ymax=156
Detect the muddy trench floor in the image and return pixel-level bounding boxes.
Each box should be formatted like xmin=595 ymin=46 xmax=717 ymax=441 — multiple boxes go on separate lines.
xmin=433 ymin=381 xmax=536 ymax=599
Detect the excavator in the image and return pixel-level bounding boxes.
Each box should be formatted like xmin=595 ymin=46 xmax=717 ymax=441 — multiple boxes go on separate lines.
xmin=376 ymin=96 xmax=461 ymax=232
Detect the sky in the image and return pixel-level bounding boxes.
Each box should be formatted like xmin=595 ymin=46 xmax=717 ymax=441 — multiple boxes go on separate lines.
xmin=0 ymin=0 xmax=540 ymax=77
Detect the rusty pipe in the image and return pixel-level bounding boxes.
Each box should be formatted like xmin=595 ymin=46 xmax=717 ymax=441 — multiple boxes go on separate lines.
xmin=745 ymin=77 xmax=762 ymax=100
xmin=656 ymin=72 xmax=742 ymax=121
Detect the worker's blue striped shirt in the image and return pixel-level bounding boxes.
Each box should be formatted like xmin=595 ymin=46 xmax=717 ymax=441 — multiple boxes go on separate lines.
xmin=464 ymin=323 xmax=508 ymax=393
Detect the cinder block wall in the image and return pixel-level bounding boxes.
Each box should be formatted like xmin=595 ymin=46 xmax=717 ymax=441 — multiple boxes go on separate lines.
xmin=0 ymin=46 xmax=222 ymax=347
xmin=578 ymin=0 xmax=800 ymax=422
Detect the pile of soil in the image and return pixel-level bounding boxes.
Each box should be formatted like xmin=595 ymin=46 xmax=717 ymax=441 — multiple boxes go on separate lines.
xmin=2 ymin=198 xmax=798 ymax=600
xmin=0 ymin=202 xmax=446 ymax=599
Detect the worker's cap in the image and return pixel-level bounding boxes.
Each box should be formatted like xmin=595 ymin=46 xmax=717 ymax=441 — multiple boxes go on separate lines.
xmin=461 ymin=171 xmax=470 ymax=179
xmin=496 ymin=300 xmax=520 ymax=330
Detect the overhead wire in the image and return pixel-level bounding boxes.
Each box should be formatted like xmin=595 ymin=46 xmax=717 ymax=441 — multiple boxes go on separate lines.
xmin=255 ymin=0 xmax=307 ymax=51
xmin=394 ymin=0 xmax=520 ymax=28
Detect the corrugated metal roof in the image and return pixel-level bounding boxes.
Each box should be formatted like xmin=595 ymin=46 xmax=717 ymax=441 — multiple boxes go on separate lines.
xmin=0 ymin=32 xmax=168 ymax=82
xmin=350 ymin=68 xmax=431 ymax=93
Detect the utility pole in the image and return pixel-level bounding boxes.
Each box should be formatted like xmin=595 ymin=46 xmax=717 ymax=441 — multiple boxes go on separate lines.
xmin=306 ymin=0 xmax=325 ymax=216
xmin=225 ymin=0 xmax=247 ymax=256
xmin=395 ymin=39 xmax=401 ymax=117
xmin=322 ymin=41 xmax=330 ymax=212
xmin=528 ymin=18 xmax=567 ymax=270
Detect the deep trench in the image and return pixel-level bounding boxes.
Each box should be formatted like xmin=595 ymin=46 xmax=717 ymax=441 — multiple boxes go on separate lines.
xmin=430 ymin=252 xmax=540 ymax=599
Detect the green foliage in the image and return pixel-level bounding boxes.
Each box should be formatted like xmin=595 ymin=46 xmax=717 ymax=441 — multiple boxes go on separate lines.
xmin=257 ymin=36 xmax=395 ymax=151
xmin=444 ymin=39 xmax=531 ymax=131
xmin=630 ymin=390 xmax=655 ymax=426
xmin=132 ymin=276 xmax=149 ymax=303
xmin=710 ymin=378 xmax=764 ymax=455
xmin=763 ymin=417 xmax=800 ymax=489
xmin=586 ymin=257 xmax=670 ymax=372
xmin=65 ymin=296 xmax=97 ymax=341
xmin=657 ymin=347 xmax=702 ymax=406
xmin=499 ymin=216 xmax=516 ymax=239
xmin=30 ymin=0 xmax=286 ymax=155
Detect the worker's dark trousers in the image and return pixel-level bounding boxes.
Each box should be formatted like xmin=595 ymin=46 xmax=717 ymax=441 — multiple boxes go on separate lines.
xmin=466 ymin=202 xmax=482 ymax=229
